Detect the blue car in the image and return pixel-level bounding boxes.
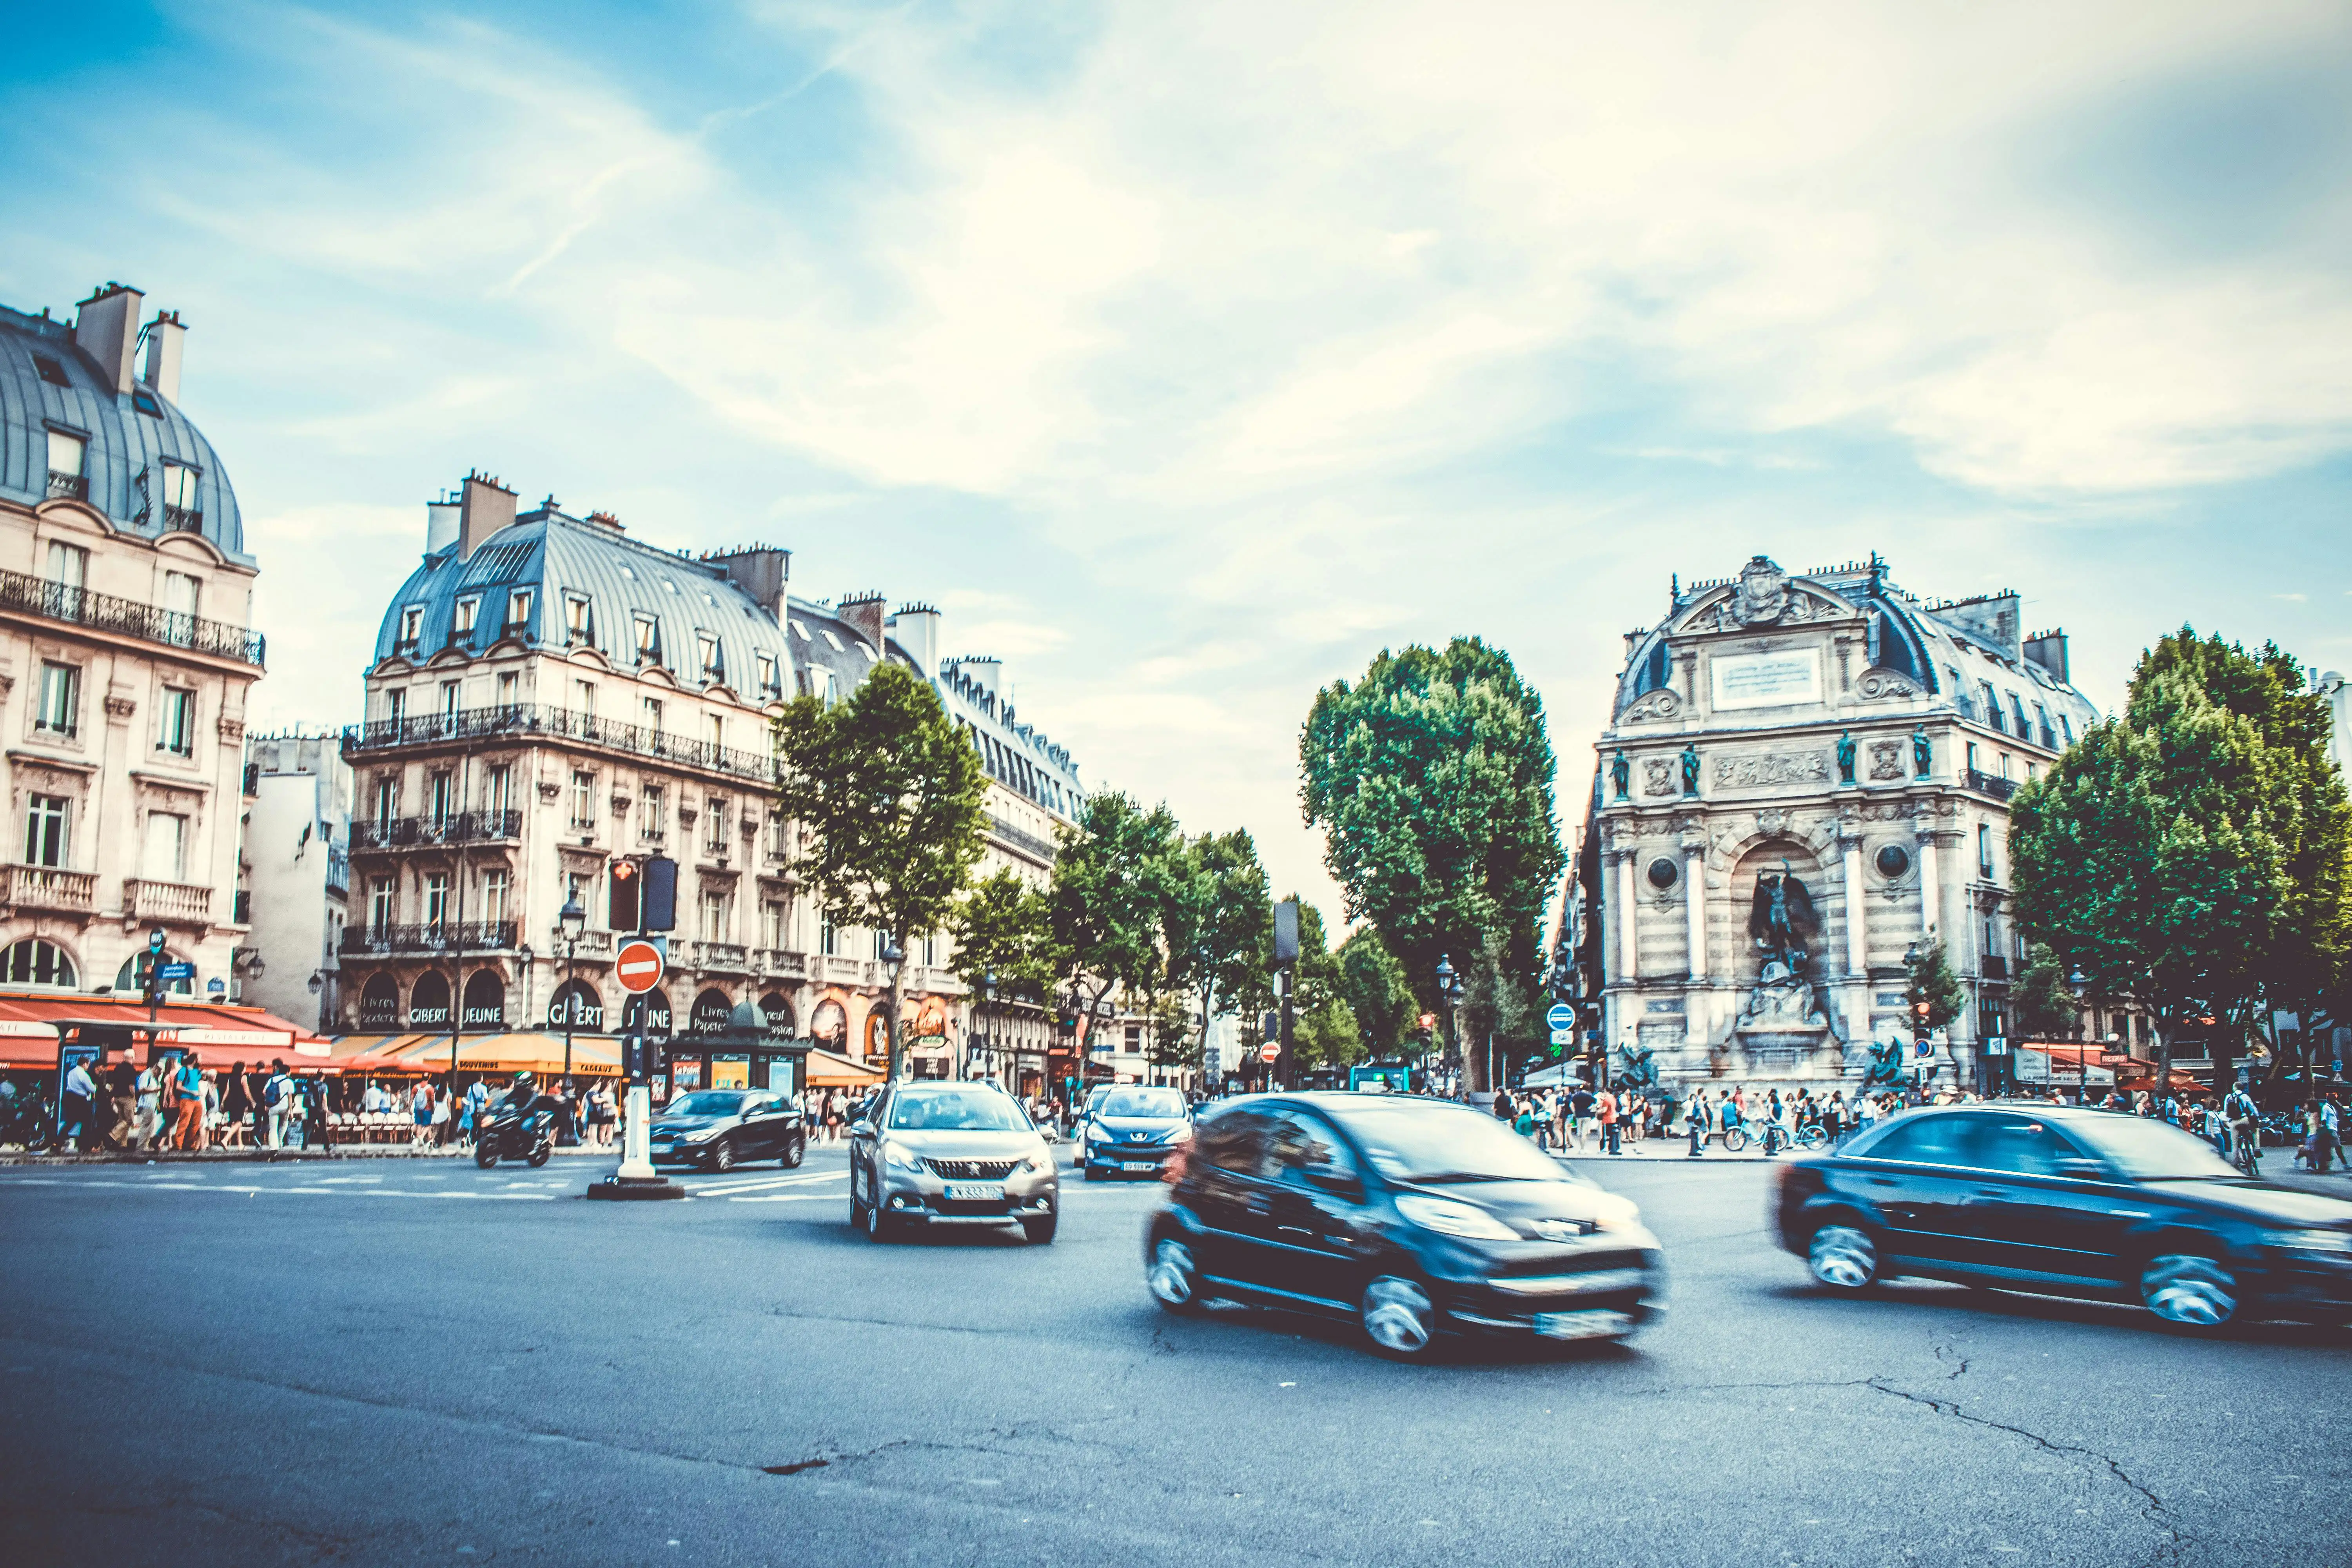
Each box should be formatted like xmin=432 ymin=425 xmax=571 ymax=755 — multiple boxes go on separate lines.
xmin=1076 ymin=1085 xmax=1193 ymax=1180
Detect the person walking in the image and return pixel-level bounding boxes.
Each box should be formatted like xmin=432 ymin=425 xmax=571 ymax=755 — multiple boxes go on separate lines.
xmin=61 ymin=1055 xmax=96 ymax=1151
xmin=1684 ymin=1089 xmax=1708 ymax=1157
xmin=171 ymin=1053 xmax=205 ymax=1150
xmin=133 ymin=1060 xmax=161 ymax=1152
xmin=410 ymin=1080 xmax=434 ymax=1149
xmin=1597 ymin=1083 xmax=1621 ymax=1156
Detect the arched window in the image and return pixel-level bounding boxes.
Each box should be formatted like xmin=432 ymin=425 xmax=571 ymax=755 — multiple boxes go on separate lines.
xmin=114 ymin=951 xmax=191 ymax=995
xmin=863 ymin=1009 xmax=889 ymax=1058
xmin=549 ymin=978 xmax=604 ymax=1032
xmin=759 ymin=992 xmax=794 ymax=1034
xmin=358 ymin=973 xmax=399 ymax=1030
xmin=409 ymin=971 xmax=452 ymax=1028
xmin=809 ymin=998 xmax=846 ymax=1047
xmin=690 ymin=988 xmax=733 ymax=1036
xmin=461 ymin=969 xmax=506 ymax=1030
xmin=4 ymin=939 xmax=77 ymax=988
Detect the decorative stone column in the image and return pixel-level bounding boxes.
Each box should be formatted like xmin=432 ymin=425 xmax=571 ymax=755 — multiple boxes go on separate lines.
xmin=1682 ymin=840 xmax=1708 ymax=982
xmin=1613 ymin=848 xmax=1640 ymax=983
xmin=1839 ymin=821 xmax=1867 ymax=977
xmin=1914 ymin=816 xmax=1941 ymax=944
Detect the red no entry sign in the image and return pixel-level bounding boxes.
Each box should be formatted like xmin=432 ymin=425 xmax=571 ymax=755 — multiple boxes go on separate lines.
xmin=615 ymin=939 xmax=665 ymax=994
xmin=1258 ymin=1041 xmax=1281 ymax=1063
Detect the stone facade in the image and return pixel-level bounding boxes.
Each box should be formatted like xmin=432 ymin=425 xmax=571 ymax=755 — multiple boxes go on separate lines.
xmin=1585 ymin=554 xmax=2100 ymax=1091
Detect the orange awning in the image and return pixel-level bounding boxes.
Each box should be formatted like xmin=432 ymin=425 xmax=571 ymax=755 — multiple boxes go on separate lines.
xmin=0 ymin=989 xmax=328 ymax=1069
xmin=806 ymin=1047 xmax=885 ymax=1086
xmin=377 ymin=1031 xmax=622 ymax=1078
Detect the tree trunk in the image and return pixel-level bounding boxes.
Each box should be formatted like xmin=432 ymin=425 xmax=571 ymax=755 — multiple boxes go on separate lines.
xmin=2152 ymin=1016 xmax=2173 ymax=1116
xmin=885 ymin=967 xmax=905 ymax=1083
xmin=1460 ymin=1016 xmax=1489 ymax=1096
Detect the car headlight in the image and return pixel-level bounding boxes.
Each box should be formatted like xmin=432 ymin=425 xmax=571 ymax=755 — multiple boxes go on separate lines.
xmin=1591 ymin=1194 xmax=1643 ymax=1232
xmin=882 ymin=1142 xmax=925 ymax=1171
xmin=1021 ymin=1152 xmax=1052 ymax=1174
xmin=679 ymin=1127 xmax=718 ymax=1143
xmin=1163 ymin=1123 xmax=1193 ymax=1144
xmin=1085 ymin=1125 xmax=1110 ymax=1146
xmin=2261 ymin=1227 xmax=2352 ymax=1252
xmin=1395 ymin=1193 xmax=1520 ymax=1241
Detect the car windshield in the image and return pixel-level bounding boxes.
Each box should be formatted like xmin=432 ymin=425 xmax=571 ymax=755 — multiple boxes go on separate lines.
xmin=2072 ymin=1114 xmax=2244 ymax=1180
xmin=1324 ymin=1101 xmax=1567 ymax=1183
xmin=1094 ymin=1088 xmax=1185 ymax=1119
xmin=889 ymin=1089 xmax=1031 ymax=1132
xmin=663 ymin=1092 xmax=745 ymax=1118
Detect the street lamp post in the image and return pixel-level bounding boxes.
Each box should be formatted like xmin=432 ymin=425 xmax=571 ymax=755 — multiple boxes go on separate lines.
xmin=556 ymin=895 xmax=586 ymax=1081
xmin=1904 ymin=939 xmax=1930 ymax=1096
xmin=881 ymin=938 xmax=906 ymax=1080
xmin=978 ymin=971 xmax=997 ymax=1085
xmin=1436 ymin=954 xmax=1464 ymax=1100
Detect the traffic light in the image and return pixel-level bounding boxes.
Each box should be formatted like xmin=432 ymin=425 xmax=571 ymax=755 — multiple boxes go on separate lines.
xmin=609 ymin=859 xmax=641 ymax=933
xmin=641 ymin=856 xmax=677 ymax=932
xmin=624 ymin=1030 xmax=666 ymax=1083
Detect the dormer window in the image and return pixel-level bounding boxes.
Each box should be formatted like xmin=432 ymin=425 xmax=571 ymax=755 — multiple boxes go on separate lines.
xmin=697 ymin=632 xmax=722 ymax=682
xmin=564 ymin=594 xmax=592 ymax=646
xmin=757 ymin=652 xmax=780 ymax=696
xmin=505 ymin=589 xmax=533 ymax=634
xmin=397 ymin=605 xmax=424 ymax=652
xmin=453 ymin=595 xmax=480 ymax=635
xmin=634 ymin=615 xmax=661 ymax=663
xmin=33 ymin=355 xmax=69 ymax=388
xmin=45 ymin=429 xmax=87 ymax=502
xmin=160 ymin=461 xmax=201 ymax=531
xmin=131 ymin=389 xmax=163 ymax=418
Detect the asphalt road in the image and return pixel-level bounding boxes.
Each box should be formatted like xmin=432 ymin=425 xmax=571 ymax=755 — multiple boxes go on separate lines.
xmin=0 ymin=1149 xmax=2344 ymax=1568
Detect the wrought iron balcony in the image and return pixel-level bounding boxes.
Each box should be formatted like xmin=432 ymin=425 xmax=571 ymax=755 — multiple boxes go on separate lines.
xmin=47 ymin=470 xmax=87 ymax=501
xmin=349 ymin=810 xmax=524 ymax=851
xmin=341 ymin=920 xmax=518 ymax=956
xmin=1982 ymin=954 xmax=2010 ymax=980
xmin=0 ymin=864 xmax=97 ymax=915
xmin=163 ymin=505 xmax=203 ymax=534
xmin=325 ymin=848 xmax=351 ymax=898
xmin=343 ymin=703 xmax=776 ymax=786
xmin=1962 ymin=768 xmax=2018 ymax=801
xmin=987 ymin=813 xmax=1059 ymax=865
xmin=0 ymin=568 xmax=266 ymax=667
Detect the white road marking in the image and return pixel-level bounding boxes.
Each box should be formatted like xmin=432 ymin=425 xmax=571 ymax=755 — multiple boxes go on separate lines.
xmin=727 ymin=1191 xmax=848 ymax=1203
xmin=692 ymin=1172 xmax=841 ymax=1194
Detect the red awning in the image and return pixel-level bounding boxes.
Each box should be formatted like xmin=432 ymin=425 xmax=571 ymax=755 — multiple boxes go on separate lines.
xmin=0 ymin=989 xmax=329 ymax=1069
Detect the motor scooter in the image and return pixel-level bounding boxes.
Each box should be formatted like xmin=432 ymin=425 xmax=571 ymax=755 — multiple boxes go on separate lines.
xmin=474 ymin=1098 xmax=556 ymax=1168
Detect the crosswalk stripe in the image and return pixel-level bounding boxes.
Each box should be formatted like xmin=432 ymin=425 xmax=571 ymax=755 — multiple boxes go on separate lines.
xmin=693 ymin=1172 xmax=842 ymax=1194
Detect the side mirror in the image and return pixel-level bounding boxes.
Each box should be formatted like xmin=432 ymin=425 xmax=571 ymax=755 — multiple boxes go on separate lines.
xmin=2054 ymin=1156 xmax=2106 ymax=1181
xmin=849 ymin=1119 xmax=875 ymax=1138
xmin=1305 ymin=1168 xmax=1361 ymax=1199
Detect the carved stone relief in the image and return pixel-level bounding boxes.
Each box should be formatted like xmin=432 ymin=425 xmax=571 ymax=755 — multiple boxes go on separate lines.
xmin=1714 ymin=752 xmax=1830 ymax=789
xmin=1622 ymin=688 xmax=1680 ymax=722
xmin=1867 ymin=740 xmax=1905 ymax=781
xmin=1642 ymin=758 xmax=1678 ymax=798
xmin=1857 ymin=668 xmax=1919 ymax=700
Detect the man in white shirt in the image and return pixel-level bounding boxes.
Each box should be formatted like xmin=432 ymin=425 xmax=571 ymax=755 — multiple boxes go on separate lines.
xmin=62 ymin=1057 xmax=97 ymax=1149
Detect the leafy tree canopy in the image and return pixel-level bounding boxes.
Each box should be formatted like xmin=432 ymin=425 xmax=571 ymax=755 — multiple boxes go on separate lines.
xmin=1050 ymin=791 xmax=1183 ymax=1020
xmin=946 ymin=868 xmax=1056 ymax=1004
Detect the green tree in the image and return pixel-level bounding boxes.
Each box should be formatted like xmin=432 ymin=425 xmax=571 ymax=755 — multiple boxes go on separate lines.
xmin=1904 ymin=937 xmax=1964 ymax=1039
xmin=1283 ymin=899 xmax=1362 ymax=1073
xmin=1333 ymin=926 xmax=1415 ymax=1059
xmin=1050 ymin=791 xmax=1183 ymax=1055
xmin=2012 ymin=628 xmax=2349 ymax=1091
xmin=1160 ymin=829 xmax=1272 ymax=1082
xmin=2011 ymin=942 xmax=2082 ymax=1042
xmin=1301 ymin=638 xmax=1565 ymax=1093
xmin=774 ymin=662 xmax=987 ymax=1082
xmin=1459 ymin=928 xmax=1542 ymax=1086
xmin=946 ymin=868 xmax=1056 ymax=1070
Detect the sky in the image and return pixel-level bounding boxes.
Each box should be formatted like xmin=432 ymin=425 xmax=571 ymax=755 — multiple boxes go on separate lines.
xmin=4 ymin=0 xmax=2349 ymax=929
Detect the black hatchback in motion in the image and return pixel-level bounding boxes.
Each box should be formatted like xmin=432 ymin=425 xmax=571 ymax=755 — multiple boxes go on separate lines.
xmin=648 ymin=1089 xmax=807 ymax=1172
xmin=1776 ymin=1104 xmax=2352 ymax=1329
xmin=1145 ymin=1093 xmax=1662 ymax=1358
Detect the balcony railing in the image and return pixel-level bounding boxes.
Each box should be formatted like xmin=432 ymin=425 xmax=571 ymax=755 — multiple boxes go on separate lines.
xmin=325 ymin=848 xmax=351 ymax=898
xmin=1982 ymin=954 xmax=2010 ymax=980
xmin=163 ymin=505 xmax=203 ymax=534
xmin=343 ymin=703 xmax=776 ymax=786
xmin=0 ymin=864 xmax=97 ymax=914
xmin=987 ymin=813 xmax=1059 ymax=865
xmin=695 ymin=942 xmax=750 ymax=973
xmin=350 ymin=810 xmax=524 ymax=851
xmin=341 ymin=920 xmax=518 ymax=956
xmin=755 ymin=948 xmax=808 ymax=981
xmin=47 ymin=470 xmax=87 ymax=501
xmin=1962 ymin=768 xmax=2019 ymax=801
xmin=123 ymin=877 xmax=214 ymax=925
xmin=0 ymin=568 xmax=266 ymax=667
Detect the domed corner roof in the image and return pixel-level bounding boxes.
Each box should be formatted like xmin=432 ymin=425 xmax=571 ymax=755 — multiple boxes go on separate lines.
xmin=0 ymin=305 xmax=249 ymax=566
xmin=371 ymin=510 xmax=797 ymax=684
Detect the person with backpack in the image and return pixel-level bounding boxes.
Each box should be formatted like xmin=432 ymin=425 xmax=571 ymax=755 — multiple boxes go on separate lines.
xmin=171 ymin=1053 xmax=205 ymax=1149
xmin=262 ymin=1060 xmax=293 ymax=1149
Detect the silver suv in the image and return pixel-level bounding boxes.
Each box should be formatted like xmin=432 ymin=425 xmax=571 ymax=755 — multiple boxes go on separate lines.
xmin=850 ymin=1082 xmax=1060 ymax=1244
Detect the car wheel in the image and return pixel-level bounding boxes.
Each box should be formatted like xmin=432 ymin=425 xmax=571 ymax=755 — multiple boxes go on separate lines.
xmin=2140 ymin=1253 xmax=2239 ymax=1328
xmin=1808 ymin=1223 xmax=1879 ymax=1292
xmin=782 ymin=1134 xmax=805 ymax=1169
xmin=709 ymin=1137 xmax=736 ymax=1174
xmin=474 ymin=1143 xmax=498 ymax=1169
xmin=1149 ymin=1238 xmax=1206 ymax=1314
xmin=862 ymin=1196 xmax=894 ymax=1242
xmin=1361 ymin=1274 xmax=1438 ymax=1359
xmin=1022 ymin=1209 xmax=1058 ymax=1245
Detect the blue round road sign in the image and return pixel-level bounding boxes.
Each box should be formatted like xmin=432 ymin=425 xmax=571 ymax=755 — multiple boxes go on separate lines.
xmin=1546 ymin=1003 xmax=1575 ymax=1031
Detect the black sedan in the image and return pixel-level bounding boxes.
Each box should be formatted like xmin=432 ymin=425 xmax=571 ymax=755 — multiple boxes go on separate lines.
xmin=648 ymin=1089 xmax=806 ymax=1172
xmin=1144 ymin=1093 xmax=1662 ymax=1359
xmin=1775 ymin=1103 xmax=2352 ymax=1330
xmin=1077 ymin=1085 xmax=1193 ymax=1180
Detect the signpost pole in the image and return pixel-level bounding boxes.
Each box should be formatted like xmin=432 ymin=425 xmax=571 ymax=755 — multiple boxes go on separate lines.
xmin=588 ymin=936 xmax=682 ymax=1200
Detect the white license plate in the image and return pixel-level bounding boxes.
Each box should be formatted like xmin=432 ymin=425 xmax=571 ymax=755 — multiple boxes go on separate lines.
xmin=944 ymin=1182 xmax=1004 ymax=1201
xmin=1120 ymin=1160 xmax=1160 ymax=1172
xmin=1534 ymin=1310 xmax=1632 ymax=1341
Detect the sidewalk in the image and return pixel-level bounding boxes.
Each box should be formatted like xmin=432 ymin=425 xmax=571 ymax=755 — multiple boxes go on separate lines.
xmin=0 ymin=1143 xmax=622 ymax=1166
xmin=1555 ymin=1140 xmax=1774 ymax=1163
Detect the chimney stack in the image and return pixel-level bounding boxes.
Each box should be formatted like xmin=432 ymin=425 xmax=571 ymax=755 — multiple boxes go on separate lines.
xmin=837 ymin=592 xmax=887 ymax=655
xmin=705 ymin=546 xmax=791 ymax=626
xmin=140 ymin=310 xmax=186 ymax=403
xmin=457 ymin=471 xmax=517 ymax=562
xmin=74 ymin=282 xmax=143 ymax=396
xmin=956 ymin=656 xmax=1003 ymax=701
xmin=887 ymin=603 xmax=942 ymax=676
xmin=425 ymin=490 xmax=461 ymax=554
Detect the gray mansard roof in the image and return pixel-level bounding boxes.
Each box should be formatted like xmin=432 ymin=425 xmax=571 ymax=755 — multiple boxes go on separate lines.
xmin=374 ymin=506 xmax=792 ymax=691
xmin=0 ymin=303 xmax=249 ymax=564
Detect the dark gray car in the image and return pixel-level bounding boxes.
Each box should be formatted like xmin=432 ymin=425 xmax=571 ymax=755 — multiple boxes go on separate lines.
xmin=648 ymin=1089 xmax=806 ymax=1172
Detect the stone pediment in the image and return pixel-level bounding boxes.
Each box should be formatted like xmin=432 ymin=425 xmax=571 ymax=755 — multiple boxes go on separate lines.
xmin=1675 ymin=557 xmax=1860 ymax=635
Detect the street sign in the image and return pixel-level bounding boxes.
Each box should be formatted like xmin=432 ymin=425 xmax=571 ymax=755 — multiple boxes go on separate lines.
xmin=615 ymin=940 xmax=665 ymax=995
xmin=1550 ymin=1027 xmax=1574 ymax=1046
xmin=1258 ymin=1041 xmax=1281 ymax=1063
xmin=1546 ymin=1003 xmax=1574 ymax=1031
xmin=158 ymin=962 xmax=195 ymax=982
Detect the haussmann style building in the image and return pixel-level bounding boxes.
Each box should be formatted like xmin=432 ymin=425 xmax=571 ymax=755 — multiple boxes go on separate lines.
xmin=1581 ymin=554 xmax=2100 ymax=1095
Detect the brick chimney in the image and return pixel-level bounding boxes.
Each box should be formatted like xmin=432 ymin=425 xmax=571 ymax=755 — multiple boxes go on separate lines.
xmin=457 ymin=471 xmax=517 ymax=562
xmin=837 ymin=592 xmax=887 ymax=654
xmin=74 ymin=282 xmax=143 ymax=395
xmin=141 ymin=310 xmax=186 ymax=403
